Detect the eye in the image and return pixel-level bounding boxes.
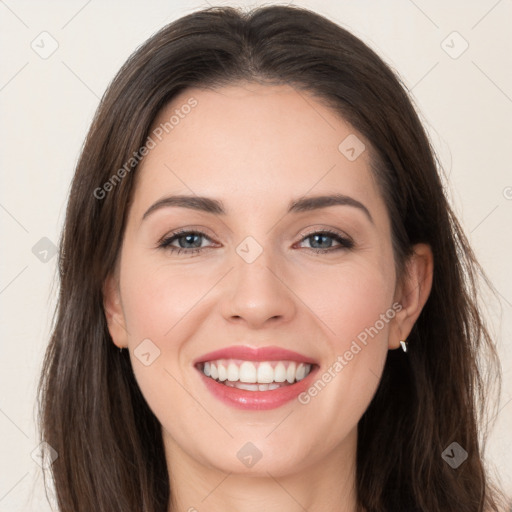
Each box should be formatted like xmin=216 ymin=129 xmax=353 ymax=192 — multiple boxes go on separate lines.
xmin=157 ymin=228 xmax=354 ymax=256
xmin=157 ymin=229 xmax=215 ymax=255
xmin=296 ymin=229 xmax=354 ymax=253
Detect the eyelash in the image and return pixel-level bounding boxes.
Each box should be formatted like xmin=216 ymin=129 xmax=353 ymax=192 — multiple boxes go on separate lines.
xmin=157 ymin=228 xmax=354 ymax=256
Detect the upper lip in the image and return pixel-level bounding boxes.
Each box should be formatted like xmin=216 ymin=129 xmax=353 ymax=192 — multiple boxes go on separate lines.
xmin=194 ymin=345 xmax=318 ymax=365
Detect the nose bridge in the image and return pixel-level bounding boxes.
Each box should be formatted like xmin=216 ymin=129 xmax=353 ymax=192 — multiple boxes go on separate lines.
xmin=221 ymin=235 xmax=296 ymax=327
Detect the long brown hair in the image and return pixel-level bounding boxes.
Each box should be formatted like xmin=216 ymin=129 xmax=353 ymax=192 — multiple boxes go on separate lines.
xmin=38 ymin=5 xmax=506 ymax=511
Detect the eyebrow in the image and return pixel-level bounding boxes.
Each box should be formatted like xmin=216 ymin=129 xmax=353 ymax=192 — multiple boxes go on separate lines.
xmin=142 ymin=193 xmax=374 ymax=224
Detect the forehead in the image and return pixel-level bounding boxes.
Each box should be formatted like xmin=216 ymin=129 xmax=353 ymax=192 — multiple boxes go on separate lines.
xmin=132 ymin=82 xmax=386 ymax=222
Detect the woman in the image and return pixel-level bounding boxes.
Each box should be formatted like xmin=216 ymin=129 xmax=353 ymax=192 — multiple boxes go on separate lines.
xmin=37 ymin=4 xmax=507 ymax=511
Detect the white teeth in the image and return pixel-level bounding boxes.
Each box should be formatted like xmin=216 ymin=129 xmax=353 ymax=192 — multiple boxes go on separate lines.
xmin=257 ymin=362 xmax=274 ymax=383
xmin=239 ymin=361 xmax=257 ymax=383
xmin=227 ymin=363 xmax=238 ymax=382
xmin=235 ymin=382 xmax=258 ymax=391
xmin=286 ymin=362 xmax=296 ymax=383
xmin=201 ymin=359 xmax=312 ymax=386
xmin=222 ymin=380 xmax=303 ymax=391
xmin=296 ymin=363 xmax=306 ymax=381
xmin=274 ymin=362 xmax=287 ymax=382
xmin=218 ymin=363 xmax=227 ymax=382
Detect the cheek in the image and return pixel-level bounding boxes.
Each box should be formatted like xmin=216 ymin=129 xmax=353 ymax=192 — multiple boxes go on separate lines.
xmin=120 ymin=256 xmax=212 ymax=340
xmin=118 ymin=257 xmax=209 ymax=432
xmin=299 ymin=257 xmax=396 ymax=346
xmin=293 ymin=259 xmax=395 ymax=416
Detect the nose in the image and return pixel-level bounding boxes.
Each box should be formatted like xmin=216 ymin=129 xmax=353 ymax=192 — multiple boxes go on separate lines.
xmin=220 ymin=245 xmax=297 ymax=329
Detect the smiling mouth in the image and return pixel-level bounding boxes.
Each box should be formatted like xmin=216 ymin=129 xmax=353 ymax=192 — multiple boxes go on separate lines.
xmin=197 ymin=359 xmax=314 ymax=391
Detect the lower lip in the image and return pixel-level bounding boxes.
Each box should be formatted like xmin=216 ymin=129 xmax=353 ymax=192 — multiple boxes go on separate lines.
xmin=198 ymin=366 xmax=319 ymax=410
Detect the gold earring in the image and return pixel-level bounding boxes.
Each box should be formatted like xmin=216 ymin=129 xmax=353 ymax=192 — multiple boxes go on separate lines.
xmin=400 ymin=340 xmax=408 ymax=353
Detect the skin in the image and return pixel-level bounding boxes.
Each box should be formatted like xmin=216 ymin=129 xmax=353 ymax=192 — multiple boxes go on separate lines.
xmin=103 ymin=82 xmax=433 ymax=512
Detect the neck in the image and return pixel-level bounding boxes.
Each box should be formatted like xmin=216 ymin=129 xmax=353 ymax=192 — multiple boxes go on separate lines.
xmin=165 ymin=427 xmax=360 ymax=512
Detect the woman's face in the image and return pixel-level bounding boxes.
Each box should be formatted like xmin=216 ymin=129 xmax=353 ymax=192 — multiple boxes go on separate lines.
xmin=104 ymin=82 xmax=424 ymax=478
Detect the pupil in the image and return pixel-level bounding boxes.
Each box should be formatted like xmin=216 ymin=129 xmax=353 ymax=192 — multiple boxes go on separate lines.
xmin=181 ymin=234 xmax=201 ymax=248
xmin=312 ymin=234 xmax=330 ymax=249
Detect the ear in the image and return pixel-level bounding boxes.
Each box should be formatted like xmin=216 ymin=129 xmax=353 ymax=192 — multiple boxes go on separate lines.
xmin=388 ymin=243 xmax=434 ymax=350
xmin=102 ymin=273 xmax=129 ymax=349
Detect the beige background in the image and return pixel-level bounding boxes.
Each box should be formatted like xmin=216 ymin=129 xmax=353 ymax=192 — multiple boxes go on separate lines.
xmin=0 ymin=0 xmax=511 ymax=509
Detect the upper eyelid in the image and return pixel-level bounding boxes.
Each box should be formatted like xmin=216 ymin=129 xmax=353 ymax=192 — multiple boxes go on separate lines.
xmin=157 ymin=226 xmax=214 ymax=244
xmin=297 ymin=226 xmax=352 ymax=240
